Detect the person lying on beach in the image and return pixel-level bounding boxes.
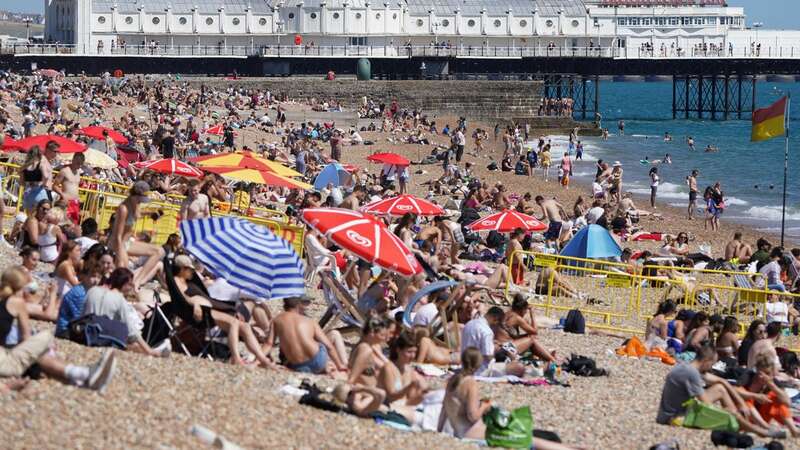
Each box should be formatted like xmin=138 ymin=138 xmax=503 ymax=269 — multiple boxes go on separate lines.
xmin=441 ymin=264 xmax=509 ymax=290
xmin=266 ymin=296 xmax=348 ymax=375
xmin=412 ymin=326 xmax=458 ymax=366
xmin=0 ymin=266 xmax=116 ymax=392
xmin=534 ymin=267 xmax=583 ymax=300
xmin=331 ymin=382 xmax=388 ymax=418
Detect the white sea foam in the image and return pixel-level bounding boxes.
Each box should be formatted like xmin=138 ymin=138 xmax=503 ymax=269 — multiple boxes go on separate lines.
xmin=744 ymin=206 xmax=800 ymax=221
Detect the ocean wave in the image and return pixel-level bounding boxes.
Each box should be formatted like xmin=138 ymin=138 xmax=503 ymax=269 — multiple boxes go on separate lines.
xmin=725 ymin=197 xmax=749 ymax=206
xmin=744 ymin=206 xmax=800 ymax=221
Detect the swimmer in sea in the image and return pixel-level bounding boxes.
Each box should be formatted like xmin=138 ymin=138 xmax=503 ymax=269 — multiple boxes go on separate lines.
xmin=687 ymin=136 xmax=695 ymax=151
xmin=664 ymin=132 xmax=672 ymax=142
xmin=704 ymin=145 xmax=718 ymax=153
xmin=664 ymin=153 xmax=672 ymax=164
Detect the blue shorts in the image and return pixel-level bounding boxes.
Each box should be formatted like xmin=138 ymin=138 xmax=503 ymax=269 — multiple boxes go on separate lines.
xmin=287 ymin=344 xmax=328 ymax=374
xmin=23 ymin=186 xmax=50 ymax=211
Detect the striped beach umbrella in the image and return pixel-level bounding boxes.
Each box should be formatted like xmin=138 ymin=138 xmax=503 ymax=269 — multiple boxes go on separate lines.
xmin=361 ymin=194 xmax=445 ymax=217
xmin=467 ymin=209 xmax=547 ymax=233
xmin=180 ymin=217 xmax=306 ymax=300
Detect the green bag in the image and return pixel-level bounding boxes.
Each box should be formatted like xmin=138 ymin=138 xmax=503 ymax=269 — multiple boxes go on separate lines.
xmin=483 ymin=406 xmax=533 ymax=449
xmin=681 ymin=398 xmax=739 ymax=432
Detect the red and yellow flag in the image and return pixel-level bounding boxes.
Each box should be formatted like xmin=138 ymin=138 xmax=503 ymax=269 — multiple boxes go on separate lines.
xmin=752 ymin=96 xmax=788 ymax=142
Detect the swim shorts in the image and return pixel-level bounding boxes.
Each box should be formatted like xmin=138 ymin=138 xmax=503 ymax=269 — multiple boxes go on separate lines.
xmin=287 ymin=344 xmax=328 ymax=374
xmin=543 ymin=221 xmax=562 ymax=240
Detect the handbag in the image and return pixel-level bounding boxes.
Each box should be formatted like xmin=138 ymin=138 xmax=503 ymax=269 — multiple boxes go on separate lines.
xmin=483 ymin=406 xmax=533 ymax=449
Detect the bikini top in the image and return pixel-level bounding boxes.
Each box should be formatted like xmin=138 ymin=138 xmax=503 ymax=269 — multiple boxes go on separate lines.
xmin=22 ymin=163 xmax=43 ymax=183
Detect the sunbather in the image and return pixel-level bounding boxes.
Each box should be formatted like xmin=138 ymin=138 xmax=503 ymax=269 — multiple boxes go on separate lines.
xmin=348 ymin=315 xmax=391 ymax=386
xmin=171 ymin=255 xmax=276 ymax=368
xmin=266 ymin=296 xmax=347 ymax=375
xmin=377 ymin=332 xmax=428 ymax=423
xmin=412 ymin=326 xmax=457 ymax=366
xmin=534 ymin=267 xmax=581 ymax=299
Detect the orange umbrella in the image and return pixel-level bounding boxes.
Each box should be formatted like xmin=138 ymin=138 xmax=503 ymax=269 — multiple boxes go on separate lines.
xmin=202 ymin=166 xmax=311 ymax=190
xmin=192 ymin=151 xmax=301 ymax=177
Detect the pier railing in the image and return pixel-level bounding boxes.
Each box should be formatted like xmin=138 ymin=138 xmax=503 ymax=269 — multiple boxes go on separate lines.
xmin=5 ymin=43 xmax=800 ymax=60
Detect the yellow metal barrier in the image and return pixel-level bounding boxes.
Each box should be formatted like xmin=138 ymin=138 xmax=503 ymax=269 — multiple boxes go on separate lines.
xmin=86 ymin=189 xmax=305 ymax=255
xmin=505 ymin=250 xmax=791 ymax=337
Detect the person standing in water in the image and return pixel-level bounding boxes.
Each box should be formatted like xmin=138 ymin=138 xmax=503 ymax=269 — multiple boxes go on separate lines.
xmin=686 ymin=170 xmax=699 ymax=220
xmin=649 ymin=167 xmax=659 ymax=209
xmin=687 ymin=136 xmax=695 ymax=151
xmin=664 ymin=132 xmax=672 ymax=142
xmin=618 ymin=120 xmax=625 ymax=136
xmin=575 ymin=141 xmax=584 ymax=160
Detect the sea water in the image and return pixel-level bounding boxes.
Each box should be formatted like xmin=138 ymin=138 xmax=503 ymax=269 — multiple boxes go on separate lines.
xmin=552 ymin=81 xmax=800 ymax=239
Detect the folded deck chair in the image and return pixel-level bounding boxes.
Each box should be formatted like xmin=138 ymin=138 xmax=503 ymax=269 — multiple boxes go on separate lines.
xmin=318 ymin=271 xmax=365 ymax=337
xmin=730 ymin=273 xmax=767 ymax=315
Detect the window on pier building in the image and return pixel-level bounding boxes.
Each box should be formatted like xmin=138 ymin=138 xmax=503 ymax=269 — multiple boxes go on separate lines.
xmin=349 ymin=36 xmax=367 ymax=46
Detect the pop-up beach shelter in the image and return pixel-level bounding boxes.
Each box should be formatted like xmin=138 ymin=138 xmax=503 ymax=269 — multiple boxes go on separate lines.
xmin=559 ymin=224 xmax=622 ymax=260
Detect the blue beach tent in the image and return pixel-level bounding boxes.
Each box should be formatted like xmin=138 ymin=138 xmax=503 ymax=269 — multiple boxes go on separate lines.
xmin=559 ymin=224 xmax=622 ymax=259
xmin=313 ymin=162 xmax=353 ymax=191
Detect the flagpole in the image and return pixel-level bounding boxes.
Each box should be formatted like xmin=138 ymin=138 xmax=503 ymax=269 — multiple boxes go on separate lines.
xmin=781 ymin=93 xmax=790 ymax=248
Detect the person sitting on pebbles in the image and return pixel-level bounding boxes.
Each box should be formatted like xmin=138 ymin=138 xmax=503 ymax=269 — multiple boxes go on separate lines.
xmin=656 ymin=344 xmax=787 ymax=439
xmin=265 ymin=295 xmax=348 ymax=375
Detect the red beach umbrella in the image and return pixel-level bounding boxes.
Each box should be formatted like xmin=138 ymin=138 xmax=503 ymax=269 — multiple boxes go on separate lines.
xmin=1 ymin=135 xmax=17 ymax=151
xmin=361 ymin=194 xmax=445 ymax=217
xmin=75 ymin=126 xmax=129 ymax=145
xmin=467 ymin=209 xmax=547 ymax=233
xmin=366 ymin=152 xmax=410 ymax=166
xmin=134 ymin=158 xmax=204 ymax=178
xmin=301 ymin=208 xmax=422 ymax=277
xmin=205 ymin=125 xmax=226 ymax=136
xmin=8 ymin=135 xmax=86 ymax=153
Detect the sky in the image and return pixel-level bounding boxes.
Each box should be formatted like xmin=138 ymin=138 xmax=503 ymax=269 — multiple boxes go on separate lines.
xmin=1 ymin=0 xmax=798 ymax=29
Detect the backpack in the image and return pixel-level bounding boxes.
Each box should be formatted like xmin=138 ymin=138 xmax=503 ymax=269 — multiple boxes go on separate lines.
xmin=563 ymin=354 xmax=608 ymax=377
xmin=68 ymin=314 xmax=128 ymax=349
xmin=563 ymin=309 xmax=585 ymax=334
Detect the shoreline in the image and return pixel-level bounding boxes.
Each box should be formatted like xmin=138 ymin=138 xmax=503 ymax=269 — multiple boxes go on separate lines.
xmin=324 ymin=117 xmax=795 ymax=254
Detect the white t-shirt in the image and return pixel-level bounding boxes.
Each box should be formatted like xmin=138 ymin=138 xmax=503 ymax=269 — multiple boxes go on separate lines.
xmin=759 ymin=260 xmax=782 ymax=286
xmin=766 ymin=301 xmax=789 ymax=324
xmin=413 ymin=302 xmax=439 ymax=327
xmin=461 ymin=316 xmax=495 ymax=372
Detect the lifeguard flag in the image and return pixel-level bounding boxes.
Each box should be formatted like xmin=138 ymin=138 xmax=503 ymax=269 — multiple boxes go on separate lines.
xmin=752 ymin=96 xmax=788 ymax=142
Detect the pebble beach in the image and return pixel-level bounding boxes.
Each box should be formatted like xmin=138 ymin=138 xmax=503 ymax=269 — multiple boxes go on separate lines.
xmin=0 ymin=78 xmax=795 ymax=450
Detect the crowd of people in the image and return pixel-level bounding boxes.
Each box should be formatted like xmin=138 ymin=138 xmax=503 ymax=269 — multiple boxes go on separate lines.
xmin=1 ymin=68 xmax=799 ymax=447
